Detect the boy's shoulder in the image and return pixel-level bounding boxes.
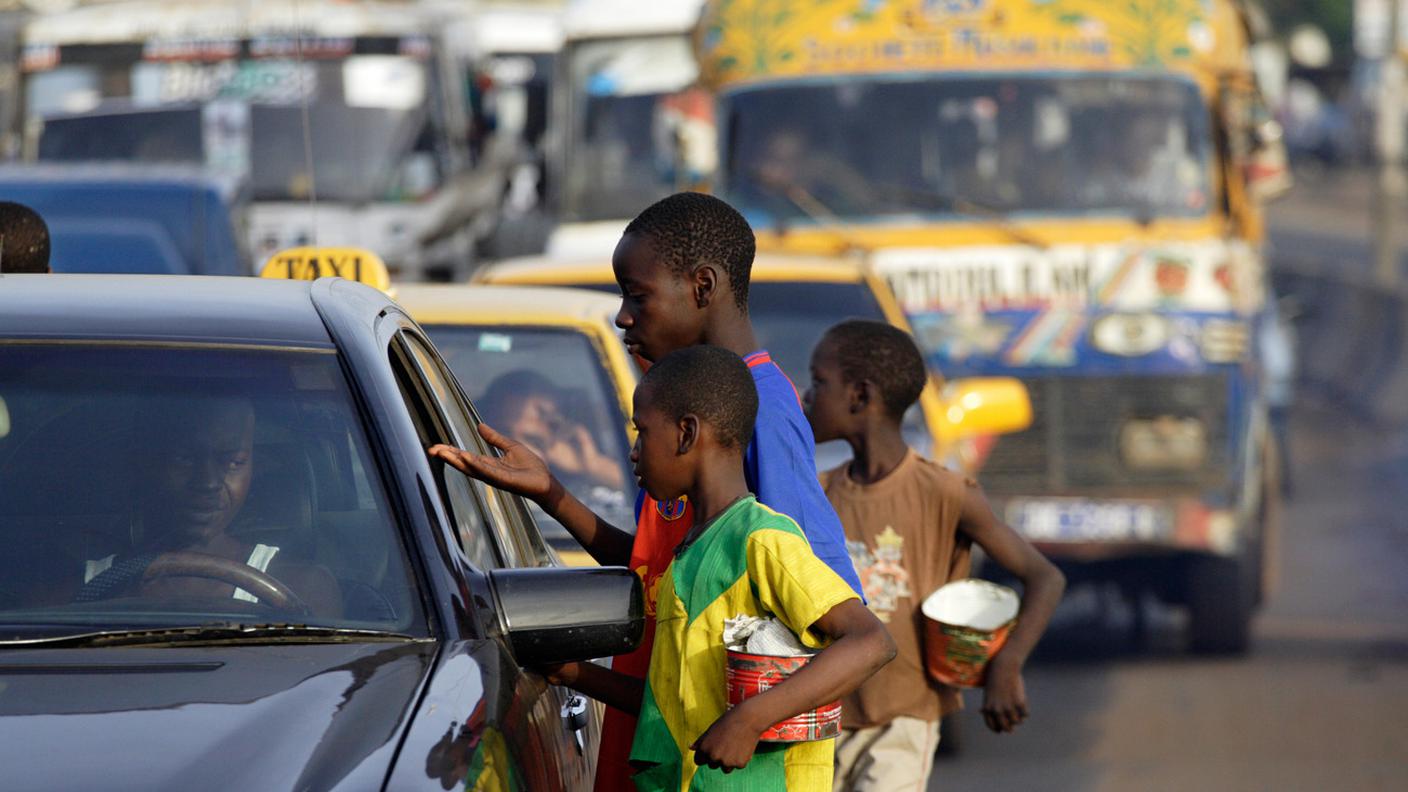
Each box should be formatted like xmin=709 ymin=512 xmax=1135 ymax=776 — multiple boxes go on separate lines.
xmin=745 ymin=352 xmax=803 ymax=409
xmin=821 ymin=452 xmax=975 ymax=505
xmin=732 ymin=496 xmax=806 ymax=539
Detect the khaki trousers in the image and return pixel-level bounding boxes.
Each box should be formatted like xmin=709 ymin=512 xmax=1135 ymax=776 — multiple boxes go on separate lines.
xmin=833 ymin=716 xmax=941 ymax=792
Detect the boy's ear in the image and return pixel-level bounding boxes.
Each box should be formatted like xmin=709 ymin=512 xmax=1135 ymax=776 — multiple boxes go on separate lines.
xmin=848 ymin=379 xmax=872 ymax=414
xmin=692 ymin=264 xmax=718 ymax=309
xmin=676 ymin=414 xmax=700 ymax=455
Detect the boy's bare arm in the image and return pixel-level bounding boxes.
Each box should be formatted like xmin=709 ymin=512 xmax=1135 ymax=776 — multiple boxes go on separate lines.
xmin=427 ymin=423 xmax=633 ymax=566
xmin=958 ymin=480 xmax=1066 ymax=733
xmin=540 ymin=661 xmax=644 ymax=717
xmin=691 ymin=599 xmax=896 ymax=772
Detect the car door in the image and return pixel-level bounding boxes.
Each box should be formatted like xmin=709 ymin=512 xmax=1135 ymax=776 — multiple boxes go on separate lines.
xmin=390 ymin=323 xmax=595 ymax=790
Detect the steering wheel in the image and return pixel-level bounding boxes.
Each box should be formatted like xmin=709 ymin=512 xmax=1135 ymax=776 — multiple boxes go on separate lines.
xmin=143 ymin=551 xmax=309 ymax=614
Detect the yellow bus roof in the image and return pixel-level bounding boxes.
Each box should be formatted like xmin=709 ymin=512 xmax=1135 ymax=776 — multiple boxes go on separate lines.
xmin=696 ymin=0 xmax=1252 ymax=93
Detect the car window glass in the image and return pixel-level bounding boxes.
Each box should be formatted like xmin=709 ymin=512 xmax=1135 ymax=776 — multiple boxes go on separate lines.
xmin=422 ymin=324 xmax=636 ymax=550
xmin=0 ymin=344 xmax=426 ymax=636
xmin=389 ymin=336 xmax=503 ymax=570
xmin=399 ymin=331 xmax=532 ymax=567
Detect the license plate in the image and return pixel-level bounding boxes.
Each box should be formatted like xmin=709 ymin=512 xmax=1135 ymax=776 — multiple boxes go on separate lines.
xmin=1006 ymin=498 xmax=1174 ymax=542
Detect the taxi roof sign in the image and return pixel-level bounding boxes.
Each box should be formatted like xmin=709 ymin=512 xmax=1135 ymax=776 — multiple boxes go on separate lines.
xmin=260 ymin=246 xmax=392 ymax=292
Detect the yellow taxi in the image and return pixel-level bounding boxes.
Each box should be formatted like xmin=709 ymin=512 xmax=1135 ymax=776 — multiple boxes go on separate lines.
xmin=393 ymin=283 xmax=640 ymax=567
xmin=476 ymin=253 xmax=1030 ymax=471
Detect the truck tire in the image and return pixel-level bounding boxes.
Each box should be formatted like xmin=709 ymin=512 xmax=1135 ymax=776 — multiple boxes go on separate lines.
xmin=1185 ymin=555 xmax=1253 ymax=655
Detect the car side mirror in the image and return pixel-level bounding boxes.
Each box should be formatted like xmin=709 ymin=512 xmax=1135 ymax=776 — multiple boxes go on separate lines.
xmin=939 ymin=377 xmax=1032 ymax=440
xmin=489 ymin=566 xmax=644 ymax=665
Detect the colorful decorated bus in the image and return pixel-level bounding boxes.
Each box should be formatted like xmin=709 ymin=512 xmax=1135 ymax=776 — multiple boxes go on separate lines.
xmin=697 ymin=0 xmax=1289 ymax=653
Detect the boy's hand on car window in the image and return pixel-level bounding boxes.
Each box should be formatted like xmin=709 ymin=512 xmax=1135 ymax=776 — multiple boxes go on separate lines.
xmin=427 ymin=423 xmax=554 ymax=501
xmin=980 ymin=655 xmax=1029 ymax=733
xmin=691 ymin=706 xmax=762 ymax=773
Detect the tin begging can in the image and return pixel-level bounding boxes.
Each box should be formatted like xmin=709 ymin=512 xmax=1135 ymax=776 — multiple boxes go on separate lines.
xmin=921 ymin=579 xmax=1020 ymax=687
xmin=723 ymin=616 xmax=841 ymax=742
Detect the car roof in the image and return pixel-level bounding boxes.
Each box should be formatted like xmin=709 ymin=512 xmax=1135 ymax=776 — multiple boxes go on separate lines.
xmin=393 ymin=284 xmax=622 ymax=327
xmin=0 ymin=274 xmax=340 ymax=348
xmin=477 ymin=252 xmax=868 ymax=286
xmin=0 ymin=163 xmax=244 ymax=201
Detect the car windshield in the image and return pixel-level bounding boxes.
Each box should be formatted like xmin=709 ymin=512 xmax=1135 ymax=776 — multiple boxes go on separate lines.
xmin=561 ymin=35 xmax=713 ymax=222
xmin=722 ymin=74 xmax=1213 ymax=226
xmin=0 ymin=344 xmax=425 ymax=638
xmin=421 ymin=324 xmax=636 ymax=545
xmin=24 ymin=44 xmax=438 ymax=202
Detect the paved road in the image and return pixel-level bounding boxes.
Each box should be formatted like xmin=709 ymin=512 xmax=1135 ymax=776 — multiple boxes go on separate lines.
xmin=928 ymin=177 xmax=1408 ymax=792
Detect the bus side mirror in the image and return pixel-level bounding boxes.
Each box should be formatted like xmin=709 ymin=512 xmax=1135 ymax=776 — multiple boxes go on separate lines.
xmin=939 ymin=378 xmax=1032 ymax=439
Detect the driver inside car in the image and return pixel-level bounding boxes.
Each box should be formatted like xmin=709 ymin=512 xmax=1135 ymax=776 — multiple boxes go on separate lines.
xmin=74 ymin=395 xmax=342 ymax=617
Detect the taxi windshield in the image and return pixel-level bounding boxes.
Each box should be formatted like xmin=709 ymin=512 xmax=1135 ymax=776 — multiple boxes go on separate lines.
xmin=722 ymin=74 xmax=1212 ymax=226
xmin=420 ymin=324 xmax=636 ymax=539
xmin=24 ymin=43 xmax=439 ymax=202
xmin=0 ymin=344 xmax=425 ymax=638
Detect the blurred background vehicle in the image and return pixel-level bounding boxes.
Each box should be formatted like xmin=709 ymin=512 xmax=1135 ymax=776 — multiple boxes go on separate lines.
xmin=0 ymin=162 xmax=248 ymax=274
xmin=697 ymin=0 xmax=1290 ymax=655
xmin=14 ymin=0 xmax=509 ymax=281
xmin=541 ymin=0 xmax=712 ymax=259
xmin=452 ymin=0 xmax=566 ymax=259
xmin=393 ymin=283 xmax=638 ymax=564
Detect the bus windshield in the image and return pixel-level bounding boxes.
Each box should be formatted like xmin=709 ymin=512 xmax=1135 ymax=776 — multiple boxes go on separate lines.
xmin=24 ymin=41 xmax=442 ymax=203
xmin=722 ymin=74 xmax=1213 ymax=226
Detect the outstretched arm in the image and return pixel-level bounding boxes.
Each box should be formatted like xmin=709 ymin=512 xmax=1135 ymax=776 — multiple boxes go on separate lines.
xmin=691 ymin=599 xmax=895 ymax=772
xmin=428 ymin=423 xmax=634 ymax=567
xmin=958 ymin=480 xmax=1066 ymax=734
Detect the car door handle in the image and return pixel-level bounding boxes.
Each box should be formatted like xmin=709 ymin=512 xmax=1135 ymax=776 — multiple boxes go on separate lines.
xmin=561 ymin=694 xmax=588 ymax=754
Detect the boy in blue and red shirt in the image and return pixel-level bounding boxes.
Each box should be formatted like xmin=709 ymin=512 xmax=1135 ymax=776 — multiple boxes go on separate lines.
xmin=430 ymin=192 xmax=861 ymax=789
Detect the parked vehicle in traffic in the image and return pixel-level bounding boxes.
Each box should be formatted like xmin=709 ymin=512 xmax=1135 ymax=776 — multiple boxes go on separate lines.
xmin=394 ymin=283 xmax=640 ymax=565
xmin=0 ymin=163 xmax=248 ymax=275
xmin=696 ymin=0 xmax=1289 ymax=653
xmin=542 ymin=0 xmax=713 ymax=259
xmin=17 ymin=0 xmax=508 ymax=280
xmin=0 ymin=268 xmax=642 ymax=791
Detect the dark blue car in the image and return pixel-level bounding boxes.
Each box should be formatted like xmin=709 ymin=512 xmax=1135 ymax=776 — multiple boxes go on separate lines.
xmin=0 ymin=274 xmax=642 ymax=791
xmin=0 ymin=164 xmax=249 ymax=275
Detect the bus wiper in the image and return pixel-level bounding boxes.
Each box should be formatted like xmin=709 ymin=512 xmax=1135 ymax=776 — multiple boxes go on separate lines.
xmin=0 ymin=623 xmax=425 ymax=648
xmin=872 ymin=183 xmax=1051 ymax=249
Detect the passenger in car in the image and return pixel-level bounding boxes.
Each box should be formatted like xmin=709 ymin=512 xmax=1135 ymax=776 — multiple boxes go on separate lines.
xmin=73 ymin=395 xmax=342 ymax=617
xmin=477 ymin=368 xmax=626 ymax=491
xmin=440 ymin=347 xmax=894 ymax=789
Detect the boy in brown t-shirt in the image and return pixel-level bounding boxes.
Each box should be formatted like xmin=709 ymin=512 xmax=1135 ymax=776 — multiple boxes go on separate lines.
xmin=803 ymin=320 xmax=1067 ymax=792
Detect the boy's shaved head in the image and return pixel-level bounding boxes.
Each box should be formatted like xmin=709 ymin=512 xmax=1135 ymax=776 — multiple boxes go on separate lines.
xmin=823 ymin=320 xmax=928 ymax=418
xmin=639 ymin=345 xmax=758 ymax=449
xmin=623 ymin=192 xmax=755 ymax=311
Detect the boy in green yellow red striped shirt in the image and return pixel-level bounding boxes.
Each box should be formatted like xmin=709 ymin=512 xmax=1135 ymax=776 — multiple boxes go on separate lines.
xmin=441 ymin=345 xmax=895 ymax=791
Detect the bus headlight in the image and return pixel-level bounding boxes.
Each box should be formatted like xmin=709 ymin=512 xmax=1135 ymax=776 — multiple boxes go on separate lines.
xmin=1119 ymin=416 xmax=1208 ymax=471
xmin=1090 ymin=313 xmax=1170 ymax=356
